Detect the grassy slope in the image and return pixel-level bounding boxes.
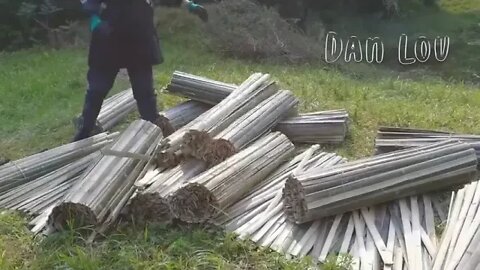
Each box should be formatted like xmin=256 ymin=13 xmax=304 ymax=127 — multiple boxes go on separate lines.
xmin=0 ymin=1 xmax=479 ymax=269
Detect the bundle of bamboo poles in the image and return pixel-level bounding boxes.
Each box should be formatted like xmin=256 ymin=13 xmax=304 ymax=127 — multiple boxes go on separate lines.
xmin=376 ymin=126 xmax=480 ymax=159
xmin=169 ymin=132 xmax=295 ymax=223
xmin=48 ymin=120 xmax=162 ymax=231
xmin=0 ymin=153 xmax=99 ymax=215
xmin=182 ymin=90 xmax=298 ymax=165
xmin=161 ymin=100 xmax=210 ymax=131
xmin=0 ymin=133 xmax=117 ymax=195
xmin=156 ymin=73 xmax=277 ymax=168
xmin=274 ymin=110 xmax=349 ymax=144
xmin=97 ymin=89 xmax=137 ymax=131
xmin=129 ymin=158 xmax=207 ymax=224
xmin=432 ymin=181 xmax=480 ymax=270
xmin=166 ymin=71 xmax=235 ymax=104
xmin=284 ymin=140 xmax=478 ymax=224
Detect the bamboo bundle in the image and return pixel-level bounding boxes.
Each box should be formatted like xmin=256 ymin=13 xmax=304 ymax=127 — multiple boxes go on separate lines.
xmin=183 ymin=90 xmax=298 ymax=165
xmin=169 ymin=132 xmax=294 ymax=223
xmin=284 ymin=140 xmax=478 ymax=224
xmin=0 ymin=133 xmax=117 ymax=195
xmin=0 ymin=153 xmax=99 ymax=214
xmin=97 ymin=89 xmax=137 ymax=131
xmin=156 ymin=73 xmax=277 ymax=168
xmin=161 ymin=100 xmax=211 ymax=131
xmin=375 ymin=126 xmax=480 ymax=159
xmin=129 ymin=159 xmax=208 ymax=224
xmin=48 ymin=120 xmax=162 ymax=231
xmin=214 ymin=146 xmax=341 ymax=226
xmin=166 ymin=71 xmax=235 ymax=104
xmin=274 ymin=110 xmax=349 ymax=144
xmin=432 ymin=181 xmax=480 ymax=270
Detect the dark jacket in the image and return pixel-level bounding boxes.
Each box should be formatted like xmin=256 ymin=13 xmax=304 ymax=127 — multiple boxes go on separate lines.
xmin=82 ymin=0 xmax=163 ymax=68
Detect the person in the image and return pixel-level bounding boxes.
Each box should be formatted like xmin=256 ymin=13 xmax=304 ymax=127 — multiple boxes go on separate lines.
xmin=73 ymin=0 xmax=208 ymax=141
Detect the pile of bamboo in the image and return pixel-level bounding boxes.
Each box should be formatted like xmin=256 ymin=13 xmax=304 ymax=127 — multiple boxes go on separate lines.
xmin=284 ymin=140 xmax=478 ymax=223
xmin=6 ymin=70 xmax=480 ymax=270
xmin=376 ymin=126 xmax=480 ymax=159
xmin=166 ymin=72 xmax=349 ymax=146
xmin=432 ymin=181 xmax=480 ymax=270
xmin=48 ymin=120 xmax=162 ymax=231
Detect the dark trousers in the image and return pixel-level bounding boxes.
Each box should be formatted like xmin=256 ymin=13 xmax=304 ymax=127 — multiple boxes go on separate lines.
xmin=74 ymin=65 xmax=159 ymax=141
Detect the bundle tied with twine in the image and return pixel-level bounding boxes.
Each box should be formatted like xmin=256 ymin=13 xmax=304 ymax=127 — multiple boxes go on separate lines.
xmin=169 ymin=132 xmax=295 ymax=223
xmin=156 ymin=73 xmax=277 ymax=168
xmin=48 ymin=120 xmax=162 ymax=231
xmin=284 ymin=140 xmax=479 ymax=224
xmin=182 ymin=90 xmax=298 ymax=166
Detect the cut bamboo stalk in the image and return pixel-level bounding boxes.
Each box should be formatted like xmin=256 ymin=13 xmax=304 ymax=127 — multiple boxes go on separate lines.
xmin=156 ymin=73 xmax=276 ymax=168
xmin=275 ymin=110 xmax=349 ymax=144
xmin=183 ymin=90 xmax=298 ymax=165
xmin=48 ymin=120 xmax=162 ymax=230
xmin=169 ymin=132 xmax=294 ymax=223
xmin=284 ymin=140 xmax=478 ymax=223
xmin=0 ymin=132 xmax=117 ymax=194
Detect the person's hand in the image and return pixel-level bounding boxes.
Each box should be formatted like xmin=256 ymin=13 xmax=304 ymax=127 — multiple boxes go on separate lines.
xmin=187 ymin=1 xmax=208 ymax=22
xmin=90 ymin=15 xmax=102 ymax=32
xmin=90 ymin=15 xmax=112 ymax=36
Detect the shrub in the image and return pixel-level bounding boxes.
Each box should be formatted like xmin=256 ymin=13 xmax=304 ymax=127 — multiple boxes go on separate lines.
xmin=203 ymin=0 xmax=325 ymax=63
xmin=0 ymin=0 xmax=85 ymax=50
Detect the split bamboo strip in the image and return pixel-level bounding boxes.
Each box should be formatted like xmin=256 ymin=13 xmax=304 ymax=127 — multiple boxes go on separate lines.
xmin=275 ymin=110 xmax=349 ymax=144
xmin=156 ymin=73 xmax=276 ymax=168
xmin=375 ymin=126 xmax=480 ymax=160
xmin=430 ymin=181 xmax=480 ymax=270
xmin=0 ymin=132 xmax=117 ymax=194
xmin=48 ymin=120 xmax=162 ymax=230
xmin=169 ymin=132 xmax=294 ymax=223
xmin=183 ymin=90 xmax=298 ymax=165
xmin=284 ymin=140 xmax=478 ymax=223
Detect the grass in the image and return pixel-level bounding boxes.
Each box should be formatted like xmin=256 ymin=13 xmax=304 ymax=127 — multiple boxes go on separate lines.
xmin=0 ymin=1 xmax=479 ymax=269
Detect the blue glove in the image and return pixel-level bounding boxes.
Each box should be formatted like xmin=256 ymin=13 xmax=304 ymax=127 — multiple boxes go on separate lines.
xmin=90 ymin=15 xmax=102 ymax=32
xmin=186 ymin=1 xmax=208 ymax=22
